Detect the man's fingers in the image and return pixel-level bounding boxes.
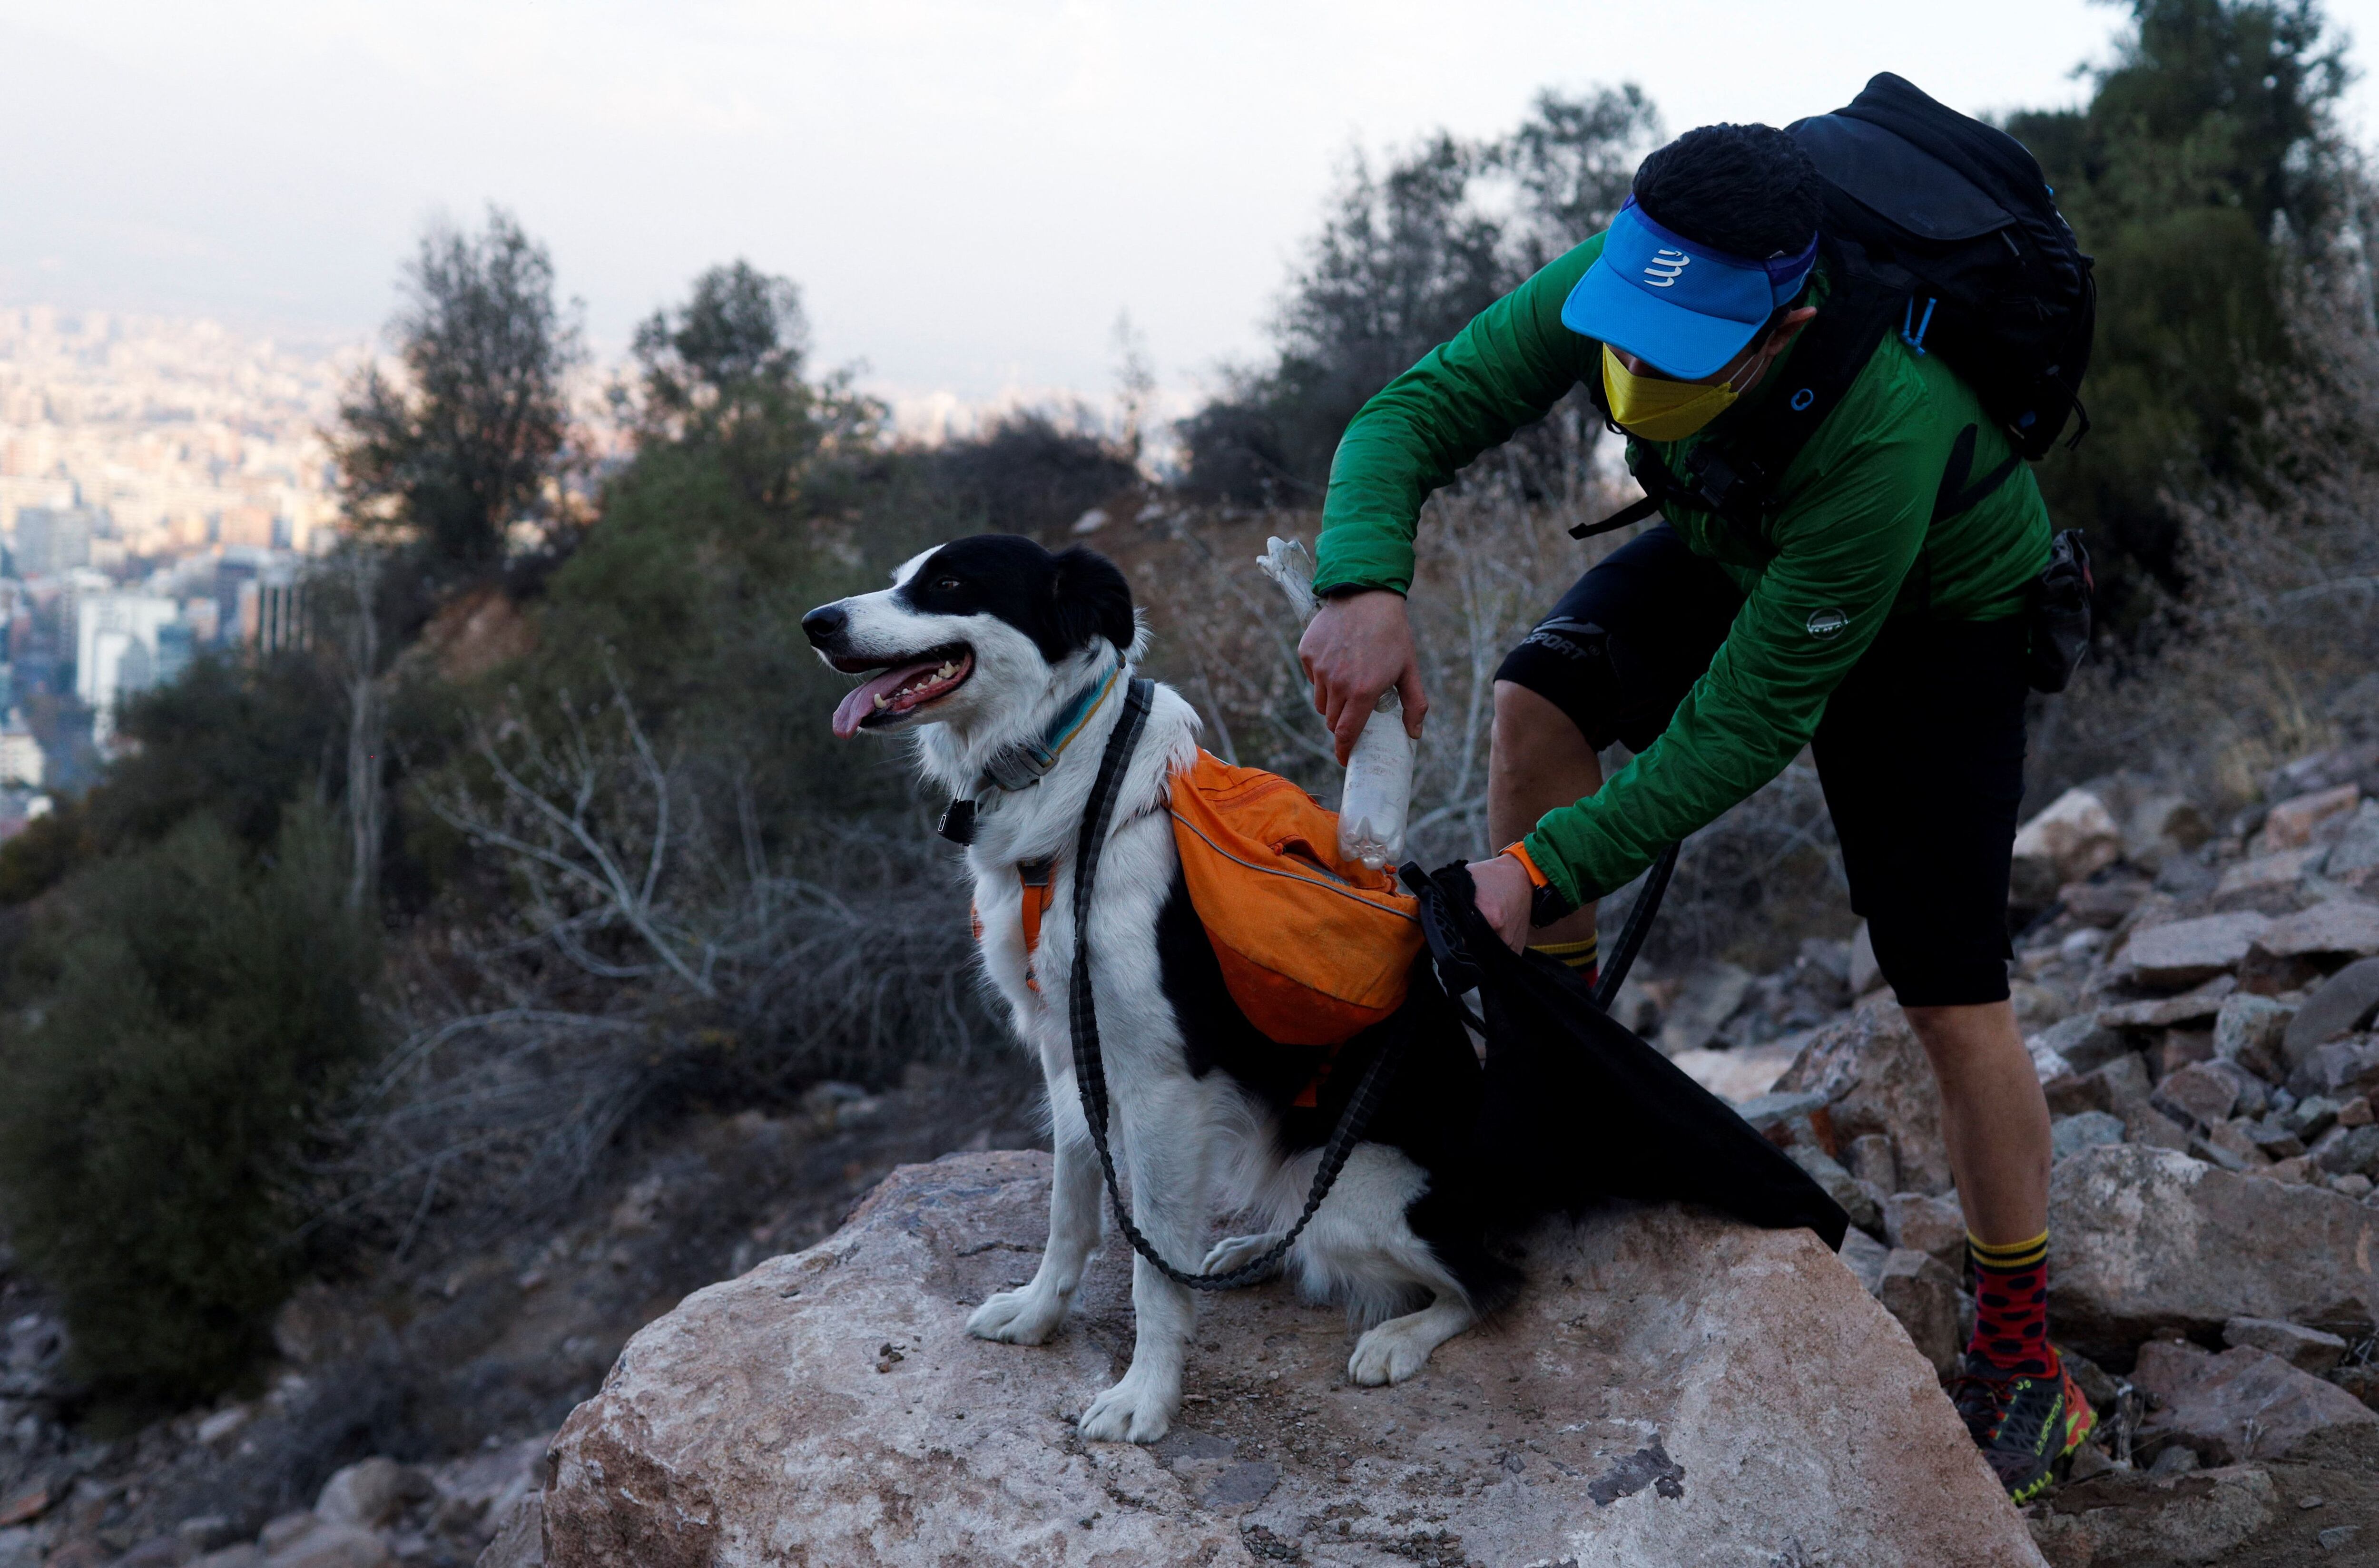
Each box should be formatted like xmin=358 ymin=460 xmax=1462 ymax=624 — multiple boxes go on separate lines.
xmin=1396 ymin=664 xmax=1428 ymax=740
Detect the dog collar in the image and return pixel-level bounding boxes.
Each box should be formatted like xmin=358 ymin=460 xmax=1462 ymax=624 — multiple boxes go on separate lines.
xmin=938 ymin=661 xmax=1122 ymax=845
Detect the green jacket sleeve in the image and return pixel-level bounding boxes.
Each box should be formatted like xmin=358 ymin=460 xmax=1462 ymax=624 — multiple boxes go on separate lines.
xmin=1312 ymin=236 xmax=1606 ymax=596
xmin=1521 ymin=372 xmax=1933 ymax=909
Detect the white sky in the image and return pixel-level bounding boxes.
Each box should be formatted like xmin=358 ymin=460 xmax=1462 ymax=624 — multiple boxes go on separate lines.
xmin=4 ymin=0 xmax=2376 ymax=415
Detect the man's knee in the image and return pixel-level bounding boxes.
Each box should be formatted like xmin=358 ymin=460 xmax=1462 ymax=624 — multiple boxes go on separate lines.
xmin=1492 ymin=679 xmax=1593 ymax=768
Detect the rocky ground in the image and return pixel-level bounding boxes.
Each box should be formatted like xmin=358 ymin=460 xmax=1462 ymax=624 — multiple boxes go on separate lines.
xmin=0 ymin=1064 xmax=1048 ymax=1568
xmin=12 ymin=741 xmax=2379 ymax=1567
xmin=1664 ymin=744 xmax=2379 ymax=1566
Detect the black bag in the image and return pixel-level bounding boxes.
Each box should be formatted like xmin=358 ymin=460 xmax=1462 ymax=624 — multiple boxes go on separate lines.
xmin=1790 ymin=72 xmax=2096 ymax=460
xmin=1575 ymin=73 xmax=2096 ymax=547
xmin=1404 ymin=862 xmax=1850 ymax=1251
xmin=2026 ymin=528 xmax=2095 ymax=693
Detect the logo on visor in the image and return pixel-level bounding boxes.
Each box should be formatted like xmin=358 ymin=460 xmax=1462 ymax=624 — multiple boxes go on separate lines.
xmin=1642 ymin=248 xmax=1691 ymax=288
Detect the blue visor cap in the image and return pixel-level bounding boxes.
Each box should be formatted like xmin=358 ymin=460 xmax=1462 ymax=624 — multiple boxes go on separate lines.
xmin=1561 ymin=197 xmax=1818 ymax=380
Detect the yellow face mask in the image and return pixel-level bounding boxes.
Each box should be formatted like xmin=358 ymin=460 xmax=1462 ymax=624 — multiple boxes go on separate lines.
xmin=1601 ymin=343 xmax=1753 ymax=442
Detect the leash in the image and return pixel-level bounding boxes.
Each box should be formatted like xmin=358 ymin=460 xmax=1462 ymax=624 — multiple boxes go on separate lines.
xmin=1067 ymin=677 xmax=1415 ymax=1291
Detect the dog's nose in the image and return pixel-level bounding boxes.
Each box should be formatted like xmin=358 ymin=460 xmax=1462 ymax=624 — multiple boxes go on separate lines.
xmin=801 ymin=604 xmax=848 ymax=646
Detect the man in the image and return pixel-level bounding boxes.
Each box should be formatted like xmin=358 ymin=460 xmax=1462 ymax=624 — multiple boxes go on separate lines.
xmin=1298 ymin=121 xmax=2087 ymax=1501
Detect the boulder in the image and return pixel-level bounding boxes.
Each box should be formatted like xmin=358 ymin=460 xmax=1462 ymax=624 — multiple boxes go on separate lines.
xmin=1656 ymin=961 xmax=1753 ymax=1055
xmin=2013 ymin=788 xmax=2122 ymax=892
xmin=2149 ymin=1062 xmax=2242 ymax=1128
xmin=2116 ymin=912 xmax=2274 ymax=989
xmin=2329 ymin=799 xmax=2379 ymax=879
xmin=2222 ymin=1314 xmax=2349 ymax=1374
xmin=2057 ymin=878 xmax=2149 ymax=930
xmin=2033 ymin=1012 xmax=2131 ymax=1076
xmin=2123 ymin=793 xmax=2212 ymax=870
xmin=476 ymin=1495 xmax=541 ymax=1568
xmin=2094 ymin=977 xmax=2236 ymax=1030
xmin=1882 ymin=1191 xmax=1967 ymax=1274
xmin=541 ymin=1151 xmax=2045 ymax=1568
xmin=2213 ymin=993 xmax=2294 ymax=1082
xmin=2048 ymin=1145 xmax=2379 ymax=1359
xmin=2130 ymin=1339 xmax=2379 ymax=1464
xmin=1772 ymin=996 xmax=1951 ymax=1195
xmin=2211 ymin=847 xmax=2327 ymax=914
xmin=1784 ymin=1143 xmax=1881 ymax=1234
xmin=1875 ymin=1249 xmax=1963 ymax=1377
xmin=2028 ymin=1465 xmax=2276 ymax=1567
xmin=315 ymin=1458 xmax=415 ymax=1530
xmin=2051 ymin=1111 xmax=2127 ymax=1163
xmin=2255 ymin=896 xmax=2379 ymax=961
xmin=2284 ymin=958 xmax=2379 ymax=1068
xmin=2263 ymin=782 xmax=2362 ymax=850
xmin=2292 ymin=1037 xmax=2379 ymax=1102
xmin=257 ymin=1521 xmax=393 ymax=1568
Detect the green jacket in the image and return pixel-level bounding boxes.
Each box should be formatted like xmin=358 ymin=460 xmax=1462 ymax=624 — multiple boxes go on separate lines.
xmin=1314 ymin=230 xmax=2052 ymax=911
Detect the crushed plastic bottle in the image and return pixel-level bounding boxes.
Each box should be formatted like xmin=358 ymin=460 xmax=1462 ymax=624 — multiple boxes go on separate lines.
xmin=1254 ymin=536 xmax=1417 ymax=872
xmin=1338 ymin=690 xmax=1413 ymax=870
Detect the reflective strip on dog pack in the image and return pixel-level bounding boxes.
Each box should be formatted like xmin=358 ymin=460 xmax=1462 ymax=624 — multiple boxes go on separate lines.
xmin=1166 ymin=751 xmax=1424 ymax=1047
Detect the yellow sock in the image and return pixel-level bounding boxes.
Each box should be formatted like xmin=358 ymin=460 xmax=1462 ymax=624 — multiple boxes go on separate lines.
xmin=1528 ymin=934 xmax=1600 ymax=971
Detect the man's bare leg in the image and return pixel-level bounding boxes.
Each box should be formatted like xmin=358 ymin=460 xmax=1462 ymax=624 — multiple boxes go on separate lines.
xmin=1903 ymin=1001 xmax=2051 ymax=1245
xmin=1487 ymin=680 xmax=1602 ymax=947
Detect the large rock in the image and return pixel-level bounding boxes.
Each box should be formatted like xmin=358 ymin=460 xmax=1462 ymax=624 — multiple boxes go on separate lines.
xmin=2028 ymin=1465 xmax=2276 ymax=1568
xmin=2330 ymin=799 xmax=2379 ymax=878
xmin=2263 ymin=782 xmax=2362 ymax=850
xmin=541 ymin=1151 xmax=2042 ymax=1567
xmin=2211 ymin=847 xmax=2327 ymax=913
xmin=2115 ymin=912 xmax=2274 ymax=989
xmin=2284 ymin=958 xmax=2379 ymax=1068
xmin=2130 ymin=1339 xmax=2379 ymax=1464
xmin=2254 ymin=895 xmax=2379 ymax=961
xmin=1772 ymin=995 xmax=1952 ymax=1195
xmin=2048 ymin=1145 xmax=2379 ymax=1359
xmin=2013 ymin=788 xmax=2122 ymax=898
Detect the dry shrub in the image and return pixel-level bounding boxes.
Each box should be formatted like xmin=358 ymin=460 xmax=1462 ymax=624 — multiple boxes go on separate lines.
xmin=2028 ymin=274 xmax=2379 ymax=815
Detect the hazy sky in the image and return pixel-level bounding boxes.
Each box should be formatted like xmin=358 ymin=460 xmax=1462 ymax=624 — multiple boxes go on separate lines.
xmin=5 ymin=1 xmax=2375 ymax=415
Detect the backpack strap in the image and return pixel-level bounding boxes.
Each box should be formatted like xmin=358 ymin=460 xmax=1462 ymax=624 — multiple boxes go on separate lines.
xmin=1933 ymin=422 xmax=2024 ymax=522
xmin=1016 ymin=856 xmax=1055 ymax=992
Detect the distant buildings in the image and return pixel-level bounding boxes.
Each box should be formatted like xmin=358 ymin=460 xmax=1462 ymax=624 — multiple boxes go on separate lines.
xmin=0 ymin=715 xmax=41 ymax=789
xmin=14 ymin=505 xmax=97 ymax=577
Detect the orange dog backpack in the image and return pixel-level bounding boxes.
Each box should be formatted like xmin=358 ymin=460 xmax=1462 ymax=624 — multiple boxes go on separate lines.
xmin=1165 ymin=751 xmax=1424 ymax=1046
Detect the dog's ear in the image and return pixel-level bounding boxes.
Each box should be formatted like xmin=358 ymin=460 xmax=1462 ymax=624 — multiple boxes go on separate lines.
xmin=1049 ymin=547 xmax=1135 ymax=656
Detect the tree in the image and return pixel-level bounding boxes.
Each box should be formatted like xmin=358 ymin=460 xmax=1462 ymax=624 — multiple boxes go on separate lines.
xmin=2005 ymin=0 xmax=2355 ymax=627
xmin=1180 ymin=88 xmax=1659 ymax=503
xmin=334 ymin=209 xmax=584 ymax=578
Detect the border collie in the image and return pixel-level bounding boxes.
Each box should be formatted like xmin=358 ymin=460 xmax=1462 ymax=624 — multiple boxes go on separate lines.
xmin=802 ymin=534 xmax=1509 ymax=1445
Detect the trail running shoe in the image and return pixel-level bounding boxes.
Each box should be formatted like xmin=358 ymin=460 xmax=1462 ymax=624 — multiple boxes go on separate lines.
xmin=1951 ymin=1353 xmax=2094 ymax=1503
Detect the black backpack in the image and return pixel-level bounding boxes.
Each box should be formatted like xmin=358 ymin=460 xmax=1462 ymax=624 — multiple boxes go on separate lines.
xmin=1579 ymin=72 xmax=2096 ymax=545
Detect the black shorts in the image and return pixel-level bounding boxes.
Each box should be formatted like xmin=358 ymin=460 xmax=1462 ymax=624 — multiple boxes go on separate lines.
xmin=1494 ymin=524 xmax=2029 ymax=1008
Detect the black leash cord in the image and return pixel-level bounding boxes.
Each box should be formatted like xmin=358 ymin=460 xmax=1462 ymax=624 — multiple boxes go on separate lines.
xmin=1067 ymin=679 xmax=1411 ymax=1291
xmin=1591 ymin=842 xmax=1679 ymax=1012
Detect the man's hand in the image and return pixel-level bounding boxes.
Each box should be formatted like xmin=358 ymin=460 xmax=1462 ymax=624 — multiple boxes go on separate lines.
xmin=1466 ymin=852 xmax=1533 ymax=954
xmin=1298 ymin=589 xmax=1429 ymax=765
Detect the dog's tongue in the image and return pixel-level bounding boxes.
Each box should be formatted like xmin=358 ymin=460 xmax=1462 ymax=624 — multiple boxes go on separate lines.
xmin=832 ymin=659 xmax=943 ymax=738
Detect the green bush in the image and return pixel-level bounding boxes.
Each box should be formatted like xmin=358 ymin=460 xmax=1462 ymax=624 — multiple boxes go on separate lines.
xmin=0 ymin=805 xmax=377 ymax=1405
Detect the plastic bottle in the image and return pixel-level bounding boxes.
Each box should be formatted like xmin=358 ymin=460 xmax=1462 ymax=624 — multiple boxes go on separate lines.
xmin=1337 ymin=690 xmax=1413 ymax=870
xmin=1255 ymin=536 xmax=1418 ymax=872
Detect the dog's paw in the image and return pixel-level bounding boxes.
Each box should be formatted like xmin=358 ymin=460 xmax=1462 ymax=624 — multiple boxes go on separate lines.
xmin=1200 ymin=1231 xmax=1287 ymax=1278
xmin=1347 ymin=1316 xmax=1443 ymax=1387
xmin=966 ymin=1285 xmax=1066 ymax=1346
xmin=1077 ymin=1372 xmax=1178 ymax=1444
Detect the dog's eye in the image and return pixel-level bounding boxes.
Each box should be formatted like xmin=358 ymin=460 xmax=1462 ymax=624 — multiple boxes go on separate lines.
xmin=934 ymin=577 xmax=961 ymax=591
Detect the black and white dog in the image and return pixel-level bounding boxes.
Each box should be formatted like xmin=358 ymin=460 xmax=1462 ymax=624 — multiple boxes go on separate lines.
xmin=802 ymin=534 xmax=1511 ymax=1444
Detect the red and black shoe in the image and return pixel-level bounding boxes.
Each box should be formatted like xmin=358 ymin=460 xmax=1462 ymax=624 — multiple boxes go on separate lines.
xmin=1950 ymin=1352 xmax=2095 ymax=1503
